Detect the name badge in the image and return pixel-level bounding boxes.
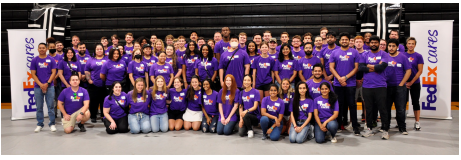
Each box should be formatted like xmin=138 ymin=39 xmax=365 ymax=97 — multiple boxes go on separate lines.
xmin=46 ymin=59 xmax=51 ymax=62
xmin=121 ymin=96 xmax=125 ymax=99
xmin=288 ymin=62 xmax=293 ymax=65
xmin=180 ymin=93 xmax=185 ymax=96
xmin=250 ymin=94 xmax=255 ymax=98
xmin=317 ymin=101 xmax=322 ymax=104
xmin=397 ymin=64 xmax=402 ymax=67
xmin=78 ymin=93 xmax=83 ymax=96
xmin=275 ymin=103 xmax=280 ymax=106
xmin=347 ymin=52 xmax=352 ymax=55
xmin=203 ymin=95 xmax=207 ymax=98
xmin=194 ymin=57 xmax=198 ymax=59
xmin=165 ymin=66 xmax=169 ymax=68
xmin=377 ymin=56 xmax=382 ymax=60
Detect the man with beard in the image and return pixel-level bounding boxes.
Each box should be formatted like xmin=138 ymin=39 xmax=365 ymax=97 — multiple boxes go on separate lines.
xmin=55 ymin=41 xmax=64 ymax=56
xmin=71 ymin=35 xmax=90 ymax=56
xmin=358 ymin=35 xmax=390 ymax=140
xmin=329 ymin=32 xmax=360 ymax=135
xmin=298 ymin=42 xmax=321 ymax=82
xmin=320 ymin=32 xmax=339 ymax=83
xmin=291 ymin=35 xmax=305 ymax=61
xmin=214 ymin=27 xmax=231 ymax=63
xmin=76 ymin=42 xmax=91 ymax=88
xmin=306 ymin=63 xmax=334 ymax=100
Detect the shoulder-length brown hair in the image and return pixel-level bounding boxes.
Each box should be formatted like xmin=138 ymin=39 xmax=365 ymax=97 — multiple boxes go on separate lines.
xmin=131 ymin=49 xmax=143 ymax=61
xmin=152 ymin=75 xmax=168 ymax=100
xmin=221 ymin=74 xmax=237 ymax=104
xmin=132 ymin=78 xmax=147 ymax=103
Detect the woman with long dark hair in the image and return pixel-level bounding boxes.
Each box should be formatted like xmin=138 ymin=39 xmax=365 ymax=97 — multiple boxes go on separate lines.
xmin=85 ymin=43 xmax=108 ymax=123
xmin=247 ymin=41 xmax=260 ymax=77
xmin=260 ymin=84 xmax=285 ymax=141
xmin=314 ymin=82 xmax=339 ymax=143
xmin=289 ymin=82 xmax=314 ymax=143
xmin=101 ymin=48 xmax=127 ymax=95
xmin=201 ymin=78 xmax=219 ymax=133
xmin=238 ymin=75 xmax=261 ymax=138
xmin=275 ymin=43 xmax=298 ymax=89
xmin=183 ymin=75 xmax=203 ymax=131
xmin=195 ymin=44 xmax=218 ymax=88
xmin=217 ymin=74 xmax=240 ymax=135
xmin=103 ymin=81 xmax=129 ymax=134
xmin=58 ymin=47 xmax=81 ymax=88
xmin=167 ymin=77 xmax=188 ymax=131
xmin=182 ymin=41 xmax=200 ymax=88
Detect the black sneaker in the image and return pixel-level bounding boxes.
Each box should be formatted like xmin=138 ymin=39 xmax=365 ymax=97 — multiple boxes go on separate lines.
xmin=78 ymin=123 xmax=86 ymax=132
xmin=354 ymin=127 xmax=360 ymax=136
xmin=400 ymin=128 xmax=408 ymax=135
xmin=91 ymin=118 xmax=97 ymax=123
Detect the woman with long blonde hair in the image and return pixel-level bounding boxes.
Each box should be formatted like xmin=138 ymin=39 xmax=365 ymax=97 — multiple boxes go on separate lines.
xmin=127 ymin=78 xmax=151 ymax=134
xmin=149 ymin=75 xmax=169 ymax=133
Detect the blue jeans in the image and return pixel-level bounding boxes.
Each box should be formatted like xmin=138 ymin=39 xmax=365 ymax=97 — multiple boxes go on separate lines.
xmin=289 ymin=121 xmax=311 ymax=144
xmin=150 ymin=112 xmax=169 ymax=133
xmin=34 ymin=86 xmax=55 ymax=127
xmin=128 ymin=113 xmax=151 ymax=134
xmin=314 ymin=120 xmax=338 ymax=143
xmin=217 ymin=120 xmax=237 ymax=135
xmin=202 ymin=114 xmax=219 ymax=133
xmin=260 ymin=116 xmax=283 ymax=141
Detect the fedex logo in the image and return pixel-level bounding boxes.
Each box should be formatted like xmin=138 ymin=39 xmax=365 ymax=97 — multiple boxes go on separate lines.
xmin=388 ymin=61 xmax=397 ymax=67
xmin=173 ymin=96 xmax=184 ymax=102
xmin=324 ymin=53 xmax=331 ymax=59
xmin=69 ymin=63 xmax=78 ymax=69
xmin=258 ymin=62 xmax=270 ymax=69
xmin=24 ymin=38 xmax=36 ymax=112
xmin=70 ymin=96 xmax=81 ymax=102
xmin=242 ymin=95 xmax=253 ymax=102
xmin=157 ymin=69 xmax=168 ymax=73
xmin=311 ymin=87 xmax=320 ymax=94
xmin=38 ymin=62 xmax=49 ymax=68
xmin=96 ymin=60 xmax=106 ymax=66
xmin=155 ymin=93 xmax=167 ymax=100
xmin=114 ymin=64 xmax=124 ymax=68
xmin=118 ymin=99 xmax=125 ymax=105
xmin=301 ymin=104 xmax=309 ymax=110
xmin=303 ymin=63 xmax=313 ymax=69
xmin=79 ymin=59 xmax=87 ymax=64
xmin=318 ymin=101 xmax=331 ymax=109
xmin=204 ymin=99 xmax=213 ymax=105
xmin=227 ymin=55 xmax=239 ymax=60
xmin=408 ymin=57 xmax=414 ymax=63
xmin=137 ymin=96 xmax=145 ymax=103
xmin=339 ymin=55 xmax=350 ymax=61
xmin=187 ymin=58 xmax=196 ymax=64
xmin=422 ymin=30 xmax=439 ymax=111
xmin=282 ymin=64 xmax=292 ymax=70
xmin=136 ymin=64 xmax=145 ymax=72
xmin=367 ymin=57 xmax=378 ymax=63
xmin=267 ymin=105 xmax=278 ymax=112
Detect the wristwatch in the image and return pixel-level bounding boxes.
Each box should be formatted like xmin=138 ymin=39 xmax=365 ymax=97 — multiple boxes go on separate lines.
xmin=80 ymin=112 xmax=84 ymax=115
xmin=47 ymin=82 xmax=51 ymax=85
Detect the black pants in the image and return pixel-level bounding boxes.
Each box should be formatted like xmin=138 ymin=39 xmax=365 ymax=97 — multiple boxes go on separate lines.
xmin=238 ymin=113 xmax=259 ymax=137
xmin=103 ymin=116 xmax=129 ymax=134
xmin=122 ymin=76 xmax=131 ymax=93
xmin=407 ymin=83 xmax=421 ymax=111
xmin=386 ymin=86 xmax=407 ymax=129
xmin=363 ymin=87 xmax=389 ymax=131
xmin=334 ymin=86 xmax=359 ymax=128
xmin=88 ymin=84 xmax=106 ymax=119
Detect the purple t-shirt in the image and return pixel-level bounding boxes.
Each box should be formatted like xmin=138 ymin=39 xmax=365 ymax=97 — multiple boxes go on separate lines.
xmin=168 ymin=88 xmax=188 ymax=111
xmin=101 ymin=60 xmax=127 ymax=86
xmin=128 ymin=61 xmax=148 ymax=81
xmin=403 ymin=52 xmax=424 ymax=84
xmin=313 ymin=49 xmax=323 ymax=59
xmin=125 ymin=45 xmax=134 ymax=55
xmin=58 ymin=60 xmax=81 ymax=87
xmin=127 ymin=90 xmax=151 ymax=115
xmin=105 ymin=46 xmax=113 ymax=56
xmin=30 ymin=56 xmax=57 ymax=88
xmin=85 ymin=57 xmax=108 ymax=87
xmin=275 ymin=59 xmax=298 ymax=81
xmin=218 ymin=49 xmax=251 ymax=88
xmin=187 ymin=89 xmax=202 ymax=111
xmin=321 ymin=45 xmax=340 ymax=75
xmin=398 ymin=44 xmax=405 ymax=53
xmin=329 ymin=48 xmax=360 ymax=87
xmin=385 ymin=53 xmax=412 ymax=86
xmin=203 ymin=90 xmax=219 ymax=116
xmin=182 ymin=54 xmax=199 ymax=82
xmin=268 ymin=52 xmax=279 ymax=60
xmin=282 ymin=92 xmax=294 ymax=116
xmin=249 ymin=54 xmax=260 ymax=76
xmin=76 ymin=54 xmax=91 ymax=74
xmin=276 ymin=44 xmax=289 ymax=52
xmin=149 ymin=90 xmax=168 ymax=116
xmin=58 ymin=87 xmax=89 ymax=115
xmin=363 ymin=44 xmax=370 ymax=51
xmin=291 ymin=48 xmax=306 ymax=61
xmin=176 ymin=49 xmax=186 ymax=60
xmin=48 ymin=54 xmax=62 ymax=66
xmin=166 ymin=57 xmax=183 ymax=76
xmin=241 ymin=88 xmax=261 ymax=119
xmin=121 ymin=54 xmax=131 ymax=66
xmin=103 ymin=92 xmax=128 ymax=120
xmin=314 ymin=96 xmax=339 ymax=123
xmin=289 ymin=98 xmax=314 ymax=120
xmin=217 ymin=89 xmax=240 ymax=121
xmin=306 ymin=79 xmax=334 ymax=100
xmin=150 ymin=63 xmax=174 ymax=85
xmin=194 ymin=57 xmax=218 ymax=81
xmin=251 ymin=56 xmax=276 ymax=87
xmin=261 ymin=96 xmax=285 ymax=117
xmin=298 ymin=56 xmax=321 ymax=80
xmin=214 ymin=39 xmax=230 ymax=54
xmin=359 ymin=50 xmax=390 ymax=88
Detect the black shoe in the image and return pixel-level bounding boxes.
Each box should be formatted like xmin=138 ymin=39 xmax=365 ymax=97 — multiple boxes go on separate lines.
xmin=354 ymin=127 xmax=360 ymax=136
xmin=91 ymin=118 xmax=96 ymax=123
xmin=78 ymin=123 xmax=86 ymax=132
xmin=399 ymin=128 xmax=408 ymax=135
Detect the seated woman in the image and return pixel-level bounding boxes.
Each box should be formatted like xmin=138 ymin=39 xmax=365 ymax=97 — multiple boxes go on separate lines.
xmin=217 ymin=74 xmax=240 ymax=136
xmin=167 ymin=77 xmax=187 ymax=131
xmin=314 ymin=82 xmax=339 ymax=143
xmin=182 ymin=75 xmax=203 ymax=131
xmin=201 ymin=79 xmax=219 ymax=133
xmin=289 ymin=82 xmax=314 ymax=143
xmin=149 ymin=76 xmax=169 ymax=133
xmin=102 ymin=81 xmax=129 ymax=134
xmin=127 ymin=78 xmax=151 ymax=134
xmin=260 ymin=84 xmax=285 ymax=141
xmin=238 ymin=75 xmax=261 ymax=138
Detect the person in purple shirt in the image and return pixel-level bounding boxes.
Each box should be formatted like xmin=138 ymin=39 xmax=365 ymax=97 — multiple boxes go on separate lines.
xmin=165 ymin=45 xmax=183 ymax=80
xmin=238 ymin=32 xmax=247 ymax=50
xmin=276 ymin=32 xmax=290 ymax=52
xmin=268 ymin=38 xmax=278 ymax=59
xmin=313 ymin=36 xmax=324 ymax=59
xmin=142 ymin=43 xmax=158 ymax=87
xmin=253 ymin=33 xmax=263 ymax=54
xmin=291 ymin=35 xmax=306 ymax=61
xmin=100 ymin=48 xmax=127 ymax=95
xmin=238 ymin=75 xmax=261 ymax=138
xmin=320 ymin=27 xmax=329 ymax=46
xmin=247 ymin=41 xmax=260 ymax=77
xmin=201 ymin=79 xmax=219 ymax=133
xmin=149 ymin=76 xmax=169 ymax=133
xmin=298 ymin=42 xmax=321 ymax=82
xmin=167 ymin=77 xmax=188 ymax=131
xmin=153 ymin=39 xmax=165 ymax=57
xmin=47 ymin=38 xmax=63 ymax=118
xmin=280 ymin=78 xmax=295 ymax=135
xmin=214 ymin=27 xmax=231 ymax=63
xmin=252 ymin=42 xmax=275 ymax=100
xmin=217 ymin=75 xmax=240 ymax=135
xmin=128 ymin=49 xmax=149 ymax=90
xmin=313 ymin=82 xmax=339 ymax=143
xmin=363 ymin=32 xmax=372 ymax=51
xmin=384 ymin=39 xmax=412 ymax=135
xmin=85 ymin=44 xmax=108 ymax=123
xmin=218 ymin=35 xmax=251 ymax=89
xmin=389 ymin=29 xmax=406 ymax=52
xmin=106 ymin=34 xmax=120 ymax=56
xmin=150 ymin=52 xmax=174 ymax=88
xmin=76 ymin=42 xmax=91 ymax=88
xmin=182 ymin=41 xmax=200 ymax=86
xmin=183 ymin=75 xmax=203 ymax=131
xmin=125 ymin=32 xmax=134 ymax=56
xmin=31 ymin=42 xmax=57 ymax=133
xmin=403 ymin=37 xmax=424 ymax=131
xmin=275 ymin=43 xmax=298 ymax=89
xmin=102 ymin=81 xmax=129 ymax=134
xmin=58 ymin=74 xmax=91 ymax=134
xmin=101 ymin=36 xmax=109 ymax=56
xmin=260 ymin=84 xmax=285 ymax=141
xmin=118 ymin=45 xmax=130 ymax=66
xmin=354 ymin=35 xmax=372 ymax=127
xmin=176 ymin=36 xmax=187 ymax=60
xmin=307 ymin=63 xmax=335 ymax=100
xmin=321 ymin=32 xmax=340 ymax=83
xmin=358 ymin=35 xmax=390 ymax=140
xmin=71 ymin=35 xmax=90 ymax=57
xmin=289 ymin=82 xmax=314 ymax=144
xmin=328 ymin=32 xmax=360 ymax=135
xmin=195 ymin=44 xmax=218 ymax=85
xmin=127 ymin=78 xmax=151 ymax=134
xmin=58 ymin=48 xmax=81 ymax=90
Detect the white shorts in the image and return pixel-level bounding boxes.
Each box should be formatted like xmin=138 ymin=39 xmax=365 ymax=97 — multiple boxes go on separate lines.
xmin=182 ymin=108 xmax=203 ymax=122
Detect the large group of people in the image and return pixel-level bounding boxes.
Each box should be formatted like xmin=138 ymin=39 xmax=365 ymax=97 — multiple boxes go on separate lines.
xmin=30 ymin=26 xmax=425 ymax=143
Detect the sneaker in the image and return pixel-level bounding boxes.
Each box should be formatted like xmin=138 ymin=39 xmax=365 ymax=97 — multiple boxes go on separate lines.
xmin=262 ymin=134 xmax=267 ymax=140
xmin=248 ymin=130 xmax=254 ymax=138
xmin=337 ymin=129 xmax=342 ymax=133
xmin=361 ymin=118 xmax=365 ymax=122
xmin=341 ymin=125 xmax=346 ymax=130
xmin=354 ymin=127 xmax=360 ymax=136
xmin=346 ymin=123 xmax=353 ymax=131
xmin=77 ymin=123 xmax=86 ymax=132
xmin=372 ymin=121 xmax=378 ymax=128
xmin=91 ymin=118 xmax=97 ymax=123
xmin=361 ymin=128 xmax=373 ymax=137
xmin=415 ymin=122 xmax=421 ymax=131
xmin=331 ymin=137 xmax=337 ymax=143
xmin=50 ymin=125 xmax=57 ymax=132
xmin=394 ymin=125 xmax=399 ymax=128
xmin=364 ymin=123 xmax=368 ymax=130
xmin=400 ymin=128 xmax=408 ymax=135
xmin=325 ymin=134 xmax=332 ymax=140
xmin=34 ymin=126 xmax=43 ymax=133
xmin=379 ymin=128 xmax=383 ymax=133
xmin=381 ymin=131 xmax=389 ymax=140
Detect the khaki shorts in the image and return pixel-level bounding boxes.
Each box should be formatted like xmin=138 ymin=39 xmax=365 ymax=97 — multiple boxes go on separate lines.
xmin=62 ymin=108 xmax=89 ymax=129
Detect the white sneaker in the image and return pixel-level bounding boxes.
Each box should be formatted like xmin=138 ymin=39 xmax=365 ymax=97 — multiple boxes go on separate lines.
xmin=331 ymin=137 xmax=337 ymax=143
xmin=364 ymin=123 xmax=368 ymax=130
xmin=381 ymin=131 xmax=389 ymax=140
xmin=415 ymin=121 xmax=421 ymax=131
xmin=34 ymin=126 xmax=43 ymax=133
xmin=346 ymin=123 xmax=353 ymax=131
xmin=50 ymin=125 xmax=57 ymax=132
xmin=247 ymin=130 xmax=254 ymax=138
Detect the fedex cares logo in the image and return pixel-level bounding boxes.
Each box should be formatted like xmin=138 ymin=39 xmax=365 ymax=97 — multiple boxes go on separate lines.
xmin=422 ymin=30 xmax=439 ymax=111
xmin=113 ymin=64 xmax=124 ymax=68
xmin=258 ymin=62 xmax=270 ymax=69
xmin=158 ymin=69 xmax=168 ymax=73
xmin=301 ymin=104 xmax=309 ymax=111
xmin=204 ymin=99 xmax=213 ymax=105
xmin=408 ymin=57 xmax=414 ymax=63
xmin=294 ymin=55 xmax=302 ymax=60
xmin=303 ymin=63 xmax=312 ymax=69
xmin=311 ymin=87 xmax=320 ymax=94
xmin=318 ymin=101 xmax=331 ymax=109
xmin=282 ymin=63 xmax=292 ymax=70
xmin=54 ymin=59 xmax=59 ymax=64
xmin=187 ymin=58 xmax=196 ymax=64
xmin=324 ymin=53 xmax=331 ymax=59
xmin=137 ymin=96 xmax=145 ymax=103
xmin=118 ymin=99 xmax=125 ymax=105
xmin=79 ymin=59 xmax=88 ymax=64
xmin=388 ymin=61 xmax=397 ymax=67
xmin=24 ymin=38 xmax=36 ymax=112
xmin=69 ymin=63 xmax=78 ymax=69
xmin=339 ymin=55 xmax=350 ymax=61
xmin=267 ymin=103 xmax=280 ymax=112
xmin=136 ymin=64 xmax=144 ymax=72
xmin=38 ymin=62 xmax=49 ymax=68
xmin=155 ymin=93 xmax=166 ymax=100
xmin=283 ymin=97 xmax=290 ymax=104
xmin=173 ymin=96 xmax=183 ymax=102
xmin=96 ymin=60 xmax=106 ymax=66
xmin=242 ymin=95 xmax=254 ymax=102
xmin=194 ymin=95 xmax=199 ymax=100
xmin=227 ymin=55 xmax=239 ymax=60
xmin=70 ymin=96 xmax=81 ymax=102
xmin=368 ymin=57 xmax=378 ymax=63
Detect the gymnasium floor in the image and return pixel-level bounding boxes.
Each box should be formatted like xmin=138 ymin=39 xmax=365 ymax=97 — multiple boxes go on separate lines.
xmin=1 ymin=109 xmax=459 ymax=155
